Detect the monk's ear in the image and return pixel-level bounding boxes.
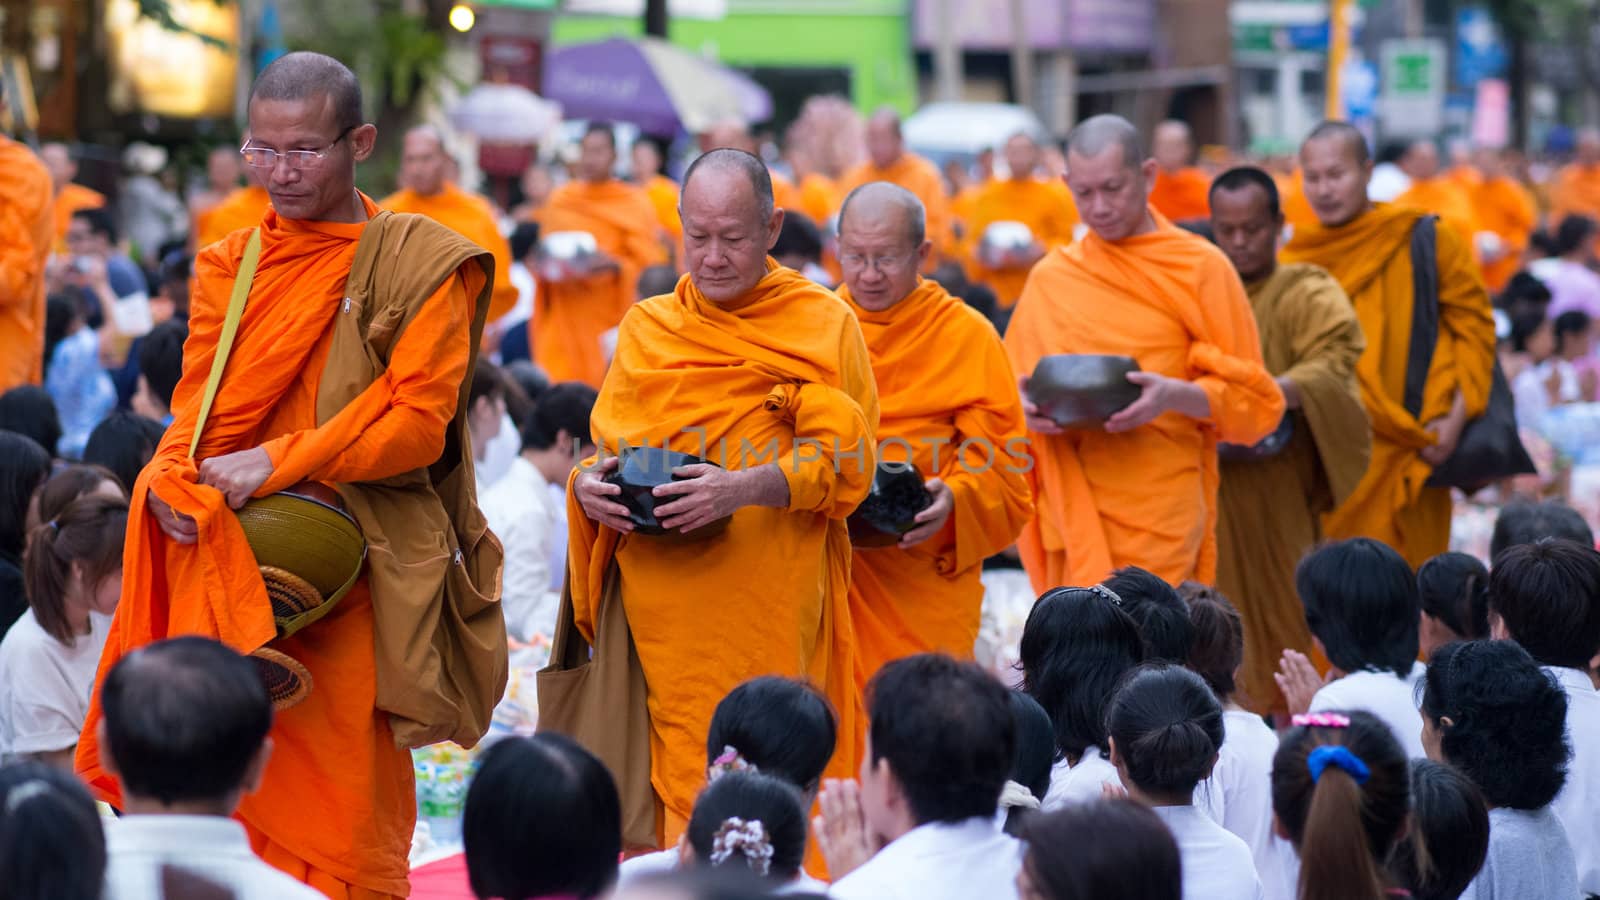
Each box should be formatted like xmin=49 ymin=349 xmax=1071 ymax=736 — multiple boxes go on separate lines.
xmin=1139 ymin=158 xmax=1158 ymax=194
xmin=764 ymin=206 xmax=786 ymax=252
xmin=914 ymin=238 xmax=933 ymax=268
xmin=348 ymin=124 xmax=379 ymax=163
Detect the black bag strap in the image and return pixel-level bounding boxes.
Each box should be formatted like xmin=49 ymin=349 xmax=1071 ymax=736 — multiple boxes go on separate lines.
xmin=1404 ymin=215 xmax=1441 ymax=420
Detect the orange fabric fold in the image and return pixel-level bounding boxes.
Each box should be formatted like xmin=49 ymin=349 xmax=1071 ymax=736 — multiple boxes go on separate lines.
xmin=840 ymin=154 xmax=953 ymax=266
xmin=1471 ymin=176 xmax=1538 ymax=293
xmin=1004 ymin=210 xmax=1283 ymax=593
xmin=0 ymin=136 xmax=54 ymax=390
xmin=642 ymin=174 xmax=683 ymax=244
xmin=380 ymin=184 xmax=518 ymax=320
xmin=1394 ymin=177 xmax=1481 ymax=267
xmin=194 ymin=186 xmax=273 ymax=250
xmin=1148 ymin=167 xmax=1212 ymax=223
xmin=52 ymin=182 xmax=105 ymax=248
xmin=1550 ymin=162 xmax=1600 ymax=222
xmin=798 ymin=173 xmax=841 ymax=226
xmin=533 ymin=179 xmax=667 ymax=387
xmin=839 ymin=279 xmax=1031 ymax=684
xmin=566 ymin=260 xmax=878 ymax=846
xmin=962 ymin=177 xmax=1078 ymax=308
xmin=1282 ymin=203 xmax=1496 ymax=566
xmin=75 ymin=194 xmax=479 ymax=898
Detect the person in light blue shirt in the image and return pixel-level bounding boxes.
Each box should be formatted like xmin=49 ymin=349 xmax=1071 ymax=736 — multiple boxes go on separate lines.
xmin=43 ymin=294 xmax=115 ymax=459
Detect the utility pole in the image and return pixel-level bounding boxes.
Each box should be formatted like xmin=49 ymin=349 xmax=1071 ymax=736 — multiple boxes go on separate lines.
xmin=1010 ymin=0 xmax=1034 ymax=108
xmin=934 ymin=0 xmax=963 ymax=102
xmin=645 ymin=0 xmax=668 ymax=38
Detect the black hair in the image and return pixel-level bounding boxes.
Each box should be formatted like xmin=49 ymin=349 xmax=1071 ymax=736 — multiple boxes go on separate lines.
xmin=250 ymin=51 xmax=364 ymax=133
xmin=624 ymin=868 xmax=785 ymax=900
xmin=584 ymin=121 xmax=617 ymax=149
xmin=1555 ymin=214 xmax=1597 ymax=257
xmin=772 ymin=212 xmax=823 ymax=265
xmin=504 ymin=361 xmax=549 ymax=407
xmin=509 ymin=221 xmax=540 ymax=262
xmin=1106 ymin=665 xmax=1224 ymax=799
xmin=1496 ymin=271 xmax=1552 ymax=312
xmin=1296 ymin=538 xmax=1420 ymax=678
xmin=866 ymin=653 xmax=1015 ymax=825
xmin=686 ymin=772 xmax=807 ymax=881
xmin=1021 ymin=586 xmax=1145 ymax=763
xmin=44 ymin=294 xmax=77 ymax=373
xmin=1105 ymin=566 xmax=1193 ymax=664
xmin=1389 ymin=759 xmax=1490 ymax=900
xmin=1529 ymin=228 xmax=1559 ymax=258
xmin=28 ymin=464 xmax=123 ymax=530
xmin=0 ymin=431 xmax=51 ymax=564
xmin=0 ymin=386 xmax=62 ymax=458
xmin=1272 ymin=710 xmax=1410 ymax=900
xmin=0 ymin=762 xmax=107 ymax=900
xmin=1416 ymin=552 xmax=1490 ymax=640
xmin=1490 ymin=500 xmax=1594 ymax=560
xmin=101 ymin=636 xmax=273 ymax=805
xmin=1423 ymin=640 xmax=1569 ymax=810
xmin=520 ymin=381 xmax=600 ymax=458
xmin=1007 ymin=690 xmax=1056 ymax=805
xmin=1507 ymin=306 xmax=1551 ymax=354
xmin=1181 ymin=583 xmax=1244 ymax=700
xmin=1209 ymin=166 xmax=1282 ymax=219
xmin=463 ymin=733 xmax=621 ymax=900
xmin=1489 ymin=538 xmax=1600 ymax=668
xmin=82 ymin=411 xmax=165 ymax=495
xmin=1021 ymin=799 xmax=1182 ymax=900
xmin=1554 ymin=309 xmax=1592 ymax=351
xmin=138 ymin=319 xmax=188 ymax=411
xmin=71 ymin=206 xmax=118 ymax=244
xmin=707 ymin=676 xmax=837 ymax=797
xmin=469 ymin=360 xmax=505 ymax=408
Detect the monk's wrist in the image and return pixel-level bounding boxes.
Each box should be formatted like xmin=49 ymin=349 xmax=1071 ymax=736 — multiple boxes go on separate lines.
xmin=740 ymin=464 xmax=790 ymax=509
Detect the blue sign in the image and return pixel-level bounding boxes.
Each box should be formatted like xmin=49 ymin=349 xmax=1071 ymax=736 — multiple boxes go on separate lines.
xmin=1456 ymin=6 xmax=1508 ymax=88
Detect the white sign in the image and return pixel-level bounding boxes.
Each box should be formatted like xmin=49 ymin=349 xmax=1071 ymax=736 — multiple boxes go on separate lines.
xmin=1379 ymin=38 xmax=1446 ymax=137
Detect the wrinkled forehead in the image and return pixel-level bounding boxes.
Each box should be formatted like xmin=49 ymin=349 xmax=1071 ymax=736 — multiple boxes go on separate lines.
xmin=246 ymin=94 xmax=340 ymax=146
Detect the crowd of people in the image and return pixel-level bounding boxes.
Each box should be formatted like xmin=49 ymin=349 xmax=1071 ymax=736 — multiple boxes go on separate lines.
xmin=1 ymin=47 xmax=1599 ymax=900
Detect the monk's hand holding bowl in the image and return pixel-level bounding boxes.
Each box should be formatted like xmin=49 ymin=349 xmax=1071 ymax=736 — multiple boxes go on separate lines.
xmin=652 ymin=463 xmax=786 ymax=534
xmin=898 ymin=477 xmax=953 ymax=549
xmin=146 ymin=490 xmax=198 ymax=544
xmin=1018 ymin=374 xmax=1064 ymax=435
xmin=574 ymin=456 xmax=634 ymax=533
xmin=1104 ymin=371 xmax=1211 ymax=433
xmin=197 ymin=447 xmax=275 ymax=510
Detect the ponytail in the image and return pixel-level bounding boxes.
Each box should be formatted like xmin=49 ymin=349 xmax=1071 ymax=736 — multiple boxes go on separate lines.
xmin=1298 ymin=760 xmax=1386 ymax=900
xmin=20 ymin=495 xmax=128 ymax=646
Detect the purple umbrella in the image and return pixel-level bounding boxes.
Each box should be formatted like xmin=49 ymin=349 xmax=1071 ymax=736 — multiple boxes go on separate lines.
xmin=542 ymin=37 xmax=772 ymax=136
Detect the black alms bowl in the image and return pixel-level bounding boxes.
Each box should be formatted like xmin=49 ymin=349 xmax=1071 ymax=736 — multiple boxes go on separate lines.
xmin=604 ymin=447 xmax=732 ymax=538
xmin=848 ymin=461 xmax=933 ymax=548
xmin=1027 ymin=354 xmax=1142 ymax=429
xmin=1218 ymin=413 xmax=1295 ymax=462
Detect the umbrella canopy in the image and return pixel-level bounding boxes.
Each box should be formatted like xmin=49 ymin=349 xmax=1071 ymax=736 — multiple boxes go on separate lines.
xmin=449 ymin=83 xmax=562 ymax=145
xmin=542 ymin=37 xmax=772 ymax=136
xmin=904 ymin=102 xmax=1050 ymax=167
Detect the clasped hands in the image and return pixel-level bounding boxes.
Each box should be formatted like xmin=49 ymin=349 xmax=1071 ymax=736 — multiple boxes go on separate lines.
xmin=146 ymin=447 xmax=275 ymax=545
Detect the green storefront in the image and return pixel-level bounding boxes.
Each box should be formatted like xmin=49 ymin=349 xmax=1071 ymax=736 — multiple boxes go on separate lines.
xmin=550 ymin=0 xmax=916 ymax=127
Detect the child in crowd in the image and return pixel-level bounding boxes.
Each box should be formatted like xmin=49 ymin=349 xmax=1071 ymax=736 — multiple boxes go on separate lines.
xmin=0 ymin=494 xmax=127 ymax=766
xmin=1420 ymin=640 xmax=1578 ymax=899
xmin=1184 ymin=586 xmax=1291 ymax=899
xmin=1389 ymin=759 xmax=1490 ymax=900
xmin=1488 ymin=539 xmax=1600 ymax=894
xmin=462 ymin=733 xmax=621 ymax=900
xmin=1002 ymin=691 xmax=1056 ymax=836
xmin=1107 ymin=665 xmax=1264 ymax=900
xmin=1416 ymin=552 xmax=1490 ymax=657
xmin=1020 ymin=585 xmax=1145 ymax=808
xmin=1018 ymin=799 xmax=1181 ymax=900
xmin=1275 ymin=539 xmax=1426 ymax=758
xmin=1270 ymin=711 xmax=1411 ymax=900
xmin=1105 ymin=566 xmax=1193 ymax=664
xmin=0 ymin=761 xmax=107 ymax=900
xmin=682 ymin=771 xmax=820 ymax=893
xmin=0 ymin=432 xmax=52 ymax=636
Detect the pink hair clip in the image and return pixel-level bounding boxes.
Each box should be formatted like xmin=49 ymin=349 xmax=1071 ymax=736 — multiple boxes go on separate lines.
xmin=1291 ymin=713 xmax=1352 ymax=729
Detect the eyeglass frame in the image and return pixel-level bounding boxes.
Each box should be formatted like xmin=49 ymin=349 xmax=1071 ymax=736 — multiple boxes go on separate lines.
xmin=239 ymin=124 xmax=359 ymax=171
xmin=837 ymin=249 xmax=919 ymax=275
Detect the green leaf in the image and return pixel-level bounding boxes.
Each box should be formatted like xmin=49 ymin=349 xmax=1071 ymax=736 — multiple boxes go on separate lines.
xmin=133 ymin=0 xmax=236 ymax=51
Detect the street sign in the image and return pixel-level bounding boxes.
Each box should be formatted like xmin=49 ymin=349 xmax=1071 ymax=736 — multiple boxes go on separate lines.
xmin=1456 ymin=6 xmax=1508 ymax=89
xmin=1379 ymin=38 xmax=1446 ymax=137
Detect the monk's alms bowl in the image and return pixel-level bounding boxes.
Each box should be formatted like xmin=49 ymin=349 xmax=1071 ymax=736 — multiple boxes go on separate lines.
xmin=979 ymin=220 xmax=1038 ymax=268
xmin=604 ymin=447 xmax=732 ymax=539
xmin=537 ymin=230 xmax=600 ymax=281
xmin=1218 ymin=413 xmax=1295 ymax=463
xmin=1027 ymin=354 xmax=1143 ymax=430
xmin=848 ymin=461 xmax=933 ymax=548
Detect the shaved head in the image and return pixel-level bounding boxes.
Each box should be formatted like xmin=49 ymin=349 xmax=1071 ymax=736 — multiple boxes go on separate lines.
xmin=249 ymin=52 xmax=363 ymax=133
xmin=1402 ymin=140 xmax=1440 ymax=179
xmin=839 ymin=181 xmax=926 ymax=247
xmin=1301 ymin=120 xmax=1370 ymax=166
xmin=1152 ymin=119 xmax=1194 ymax=172
xmin=702 ymin=119 xmax=758 ymax=155
xmin=400 ymin=125 xmax=451 ymax=195
xmin=40 ymin=142 xmax=75 ymax=189
xmin=865 ymin=106 xmax=906 ymax=169
xmin=1299 ymin=121 xmax=1373 ymax=228
xmin=683 ymin=148 xmax=774 ymax=222
xmin=679 ymin=149 xmax=783 ymax=305
xmin=1067 ymin=115 xmax=1145 ymax=172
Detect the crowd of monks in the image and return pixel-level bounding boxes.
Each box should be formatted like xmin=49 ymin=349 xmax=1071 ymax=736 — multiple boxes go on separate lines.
xmin=9 ymin=51 xmax=1600 ymax=900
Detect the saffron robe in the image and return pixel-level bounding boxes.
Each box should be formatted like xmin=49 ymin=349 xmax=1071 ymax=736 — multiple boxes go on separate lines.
xmin=0 ymin=137 xmax=54 ymax=389
xmin=380 ymin=183 xmax=519 ymax=321
xmin=963 ymin=177 xmax=1079 ymax=308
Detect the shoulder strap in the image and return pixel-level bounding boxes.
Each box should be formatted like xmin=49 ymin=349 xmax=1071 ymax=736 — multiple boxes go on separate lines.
xmin=1403 ymin=215 xmax=1440 ymax=420
xmin=188 ymin=227 xmax=262 ymax=460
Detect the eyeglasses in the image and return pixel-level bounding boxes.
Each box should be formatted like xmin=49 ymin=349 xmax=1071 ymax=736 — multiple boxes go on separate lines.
xmin=240 ymin=125 xmax=357 ymax=171
xmin=839 ymin=252 xmax=915 ymax=275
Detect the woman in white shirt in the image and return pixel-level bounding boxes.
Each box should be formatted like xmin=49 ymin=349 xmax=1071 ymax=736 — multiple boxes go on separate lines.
xmin=1017 ymin=798 xmax=1180 ymax=900
xmin=1107 ymin=665 xmax=1264 ymax=900
xmin=1019 ymin=585 xmax=1145 ymax=810
xmin=0 ymin=494 xmax=127 ymax=766
xmin=1275 ymin=539 xmax=1427 ymax=758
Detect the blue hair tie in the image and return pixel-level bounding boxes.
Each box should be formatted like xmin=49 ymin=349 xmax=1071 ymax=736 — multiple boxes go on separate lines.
xmin=1307 ymin=745 xmax=1370 ymax=785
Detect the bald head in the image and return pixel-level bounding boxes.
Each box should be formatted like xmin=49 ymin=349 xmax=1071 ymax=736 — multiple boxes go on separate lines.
xmin=1152 ymin=119 xmax=1194 ymax=172
xmin=1067 ymin=115 xmax=1145 ymax=172
xmin=400 ymin=125 xmax=451 ymax=195
xmin=839 ymin=181 xmax=926 ymax=247
xmin=249 ymin=52 xmax=363 ymax=133
xmin=40 ymin=142 xmax=75 ymax=190
xmin=1299 ymin=121 xmax=1373 ymax=228
xmin=837 ymin=181 xmax=930 ymax=311
xmin=865 ymin=106 xmax=906 ymax=169
xmin=1578 ymin=127 xmax=1600 ymax=166
xmin=1402 ymin=140 xmax=1440 ymax=180
xmin=702 ymin=120 xmax=758 ymax=155
xmin=679 ymin=149 xmax=784 ymax=305
xmin=683 ymin=149 xmax=774 ymax=222
xmin=1301 ymin=120 xmax=1370 ymax=167
xmin=1003 ymin=132 xmax=1041 ymax=181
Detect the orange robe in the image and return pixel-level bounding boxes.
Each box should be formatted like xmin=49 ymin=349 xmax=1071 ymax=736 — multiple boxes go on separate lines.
xmin=568 ymin=260 xmax=877 ymax=844
xmin=840 ymin=154 xmax=954 ymax=266
xmin=963 ymin=177 xmax=1079 ymax=308
xmin=1394 ymin=177 xmax=1481 ymax=262
xmin=839 ymin=279 xmax=1030 ymax=684
xmin=1283 ymin=204 xmax=1496 ymax=568
xmin=1471 ymin=175 xmax=1538 ymax=293
xmin=533 ymin=179 xmax=667 ymax=388
xmin=195 ymin=186 xmax=273 ymax=249
xmin=0 ymin=136 xmax=54 ymax=390
xmin=771 ymin=171 xmax=804 ymax=217
xmin=641 ymin=174 xmax=683 ymax=244
xmin=797 ymin=173 xmax=841 ymax=227
xmin=1149 ymin=167 xmax=1212 ymax=223
xmin=76 ymin=195 xmax=484 ymax=899
xmin=1004 ymin=211 xmax=1284 ymax=592
xmin=1549 ymin=162 xmax=1600 ymax=222
xmin=381 ymin=184 xmax=518 ymax=321
xmin=52 ymin=182 xmax=105 ymax=250
xmin=1282 ymin=171 xmax=1320 ymax=236
xmin=951 ymin=182 xmax=983 ymax=242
